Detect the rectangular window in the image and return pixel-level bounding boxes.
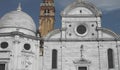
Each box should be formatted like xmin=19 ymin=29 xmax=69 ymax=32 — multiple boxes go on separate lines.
xmin=52 ymin=49 xmax=57 ymax=69
xmin=78 ymin=67 xmax=87 ymax=70
xmin=0 ymin=64 xmax=5 ymax=70
xmin=108 ymin=49 xmax=114 ymax=68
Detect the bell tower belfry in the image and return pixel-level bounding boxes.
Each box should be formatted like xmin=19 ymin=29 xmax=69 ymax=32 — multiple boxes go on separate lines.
xmin=39 ymin=0 xmax=55 ymax=37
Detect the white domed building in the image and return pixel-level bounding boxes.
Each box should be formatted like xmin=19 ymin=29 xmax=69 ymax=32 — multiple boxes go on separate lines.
xmin=0 ymin=4 xmax=40 ymax=70
xmin=1 ymin=0 xmax=120 ymax=70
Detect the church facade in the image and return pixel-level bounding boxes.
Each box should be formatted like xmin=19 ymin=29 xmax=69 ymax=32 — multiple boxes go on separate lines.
xmin=0 ymin=0 xmax=120 ymax=70
xmin=39 ymin=0 xmax=120 ymax=70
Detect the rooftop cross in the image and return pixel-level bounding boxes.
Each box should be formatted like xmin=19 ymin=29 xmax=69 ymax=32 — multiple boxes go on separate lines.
xmin=17 ymin=3 xmax=22 ymax=11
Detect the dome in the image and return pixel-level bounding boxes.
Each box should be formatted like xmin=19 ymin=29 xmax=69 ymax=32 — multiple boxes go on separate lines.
xmin=0 ymin=4 xmax=36 ymax=36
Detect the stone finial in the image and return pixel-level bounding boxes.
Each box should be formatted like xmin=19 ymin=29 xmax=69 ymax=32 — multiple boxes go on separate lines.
xmin=17 ymin=3 xmax=22 ymax=11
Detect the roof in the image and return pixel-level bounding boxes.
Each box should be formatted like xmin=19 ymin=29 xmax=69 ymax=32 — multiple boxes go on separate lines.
xmin=61 ymin=1 xmax=102 ymax=17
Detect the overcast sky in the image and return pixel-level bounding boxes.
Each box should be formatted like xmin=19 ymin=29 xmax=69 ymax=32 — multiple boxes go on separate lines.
xmin=0 ymin=0 xmax=120 ymax=34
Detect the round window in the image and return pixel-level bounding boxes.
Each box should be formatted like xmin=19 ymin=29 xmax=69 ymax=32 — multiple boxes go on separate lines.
xmin=76 ymin=25 xmax=87 ymax=34
xmin=1 ymin=42 xmax=8 ymax=49
xmin=24 ymin=44 xmax=31 ymax=50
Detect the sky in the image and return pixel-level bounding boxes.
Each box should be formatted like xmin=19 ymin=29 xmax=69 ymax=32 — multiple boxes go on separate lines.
xmin=0 ymin=0 xmax=120 ymax=34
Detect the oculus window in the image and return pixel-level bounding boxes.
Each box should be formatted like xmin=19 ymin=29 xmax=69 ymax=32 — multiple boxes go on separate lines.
xmin=24 ymin=43 xmax=31 ymax=50
xmin=1 ymin=42 xmax=8 ymax=49
xmin=75 ymin=24 xmax=88 ymax=36
xmin=77 ymin=25 xmax=86 ymax=34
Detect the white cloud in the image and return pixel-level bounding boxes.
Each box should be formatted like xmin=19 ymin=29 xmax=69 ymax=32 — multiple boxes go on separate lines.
xmin=90 ymin=0 xmax=120 ymax=11
xmin=56 ymin=0 xmax=120 ymax=12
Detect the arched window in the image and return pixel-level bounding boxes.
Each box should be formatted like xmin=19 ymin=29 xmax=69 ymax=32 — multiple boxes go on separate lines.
xmin=44 ymin=9 xmax=50 ymax=13
xmin=47 ymin=9 xmax=50 ymax=13
xmin=107 ymin=49 xmax=114 ymax=68
xmin=44 ymin=9 xmax=47 ymax=13
xmin=52 ymin=49 xmax=57 ymax=69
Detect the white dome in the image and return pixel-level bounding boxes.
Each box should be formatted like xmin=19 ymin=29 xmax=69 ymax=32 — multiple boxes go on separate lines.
xmin=0 ymin=6 xmax=36 ymax=36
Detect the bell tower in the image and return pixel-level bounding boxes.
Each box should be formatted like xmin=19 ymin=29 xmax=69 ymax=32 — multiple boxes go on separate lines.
xmin=39 ymin=0 xmax=55 ymax=37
